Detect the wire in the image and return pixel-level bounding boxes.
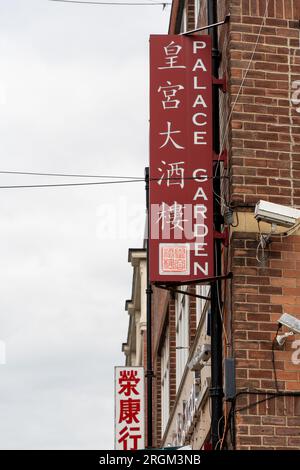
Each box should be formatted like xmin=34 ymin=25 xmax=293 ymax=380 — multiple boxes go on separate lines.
xmin=217 ymin=415 xmax=224 ymax=441
xmin=0 ymin=170 xmax=142 ymax=179
xmin=0 ymin=173 xmax=231 ymax=189
xmin=272 ymin=325 xmax=281 ymax=393
xmin=220 ymin=401 xmax=233 ymax=450
xmin=214 ymin=243 xmax=229 ymax=346
xmin=0 ymin=170 xmax=229 ymax=181
xmin=235 ymin=394 xmax=274 ymax=414
xmin=0 ymin=175 xmax=229 ymax=188
xmin=0 ymin=179 xmax=144 ymax=189
xmin=256 ymin=221 xmax=273 ymax=264
xmin=49 ymin=0 xmax=171 ymax=5
xmin=222 ymin=242 xmax=232 ymax=355
xmin=234 ymin=389 xmax=300 ymax=414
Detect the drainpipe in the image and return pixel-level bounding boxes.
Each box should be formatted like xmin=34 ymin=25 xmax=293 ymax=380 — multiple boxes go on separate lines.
xmin=145 ymin=167 xmax=153 ymax=448
xmin=207 ymin=0 xmax=224 ymax=450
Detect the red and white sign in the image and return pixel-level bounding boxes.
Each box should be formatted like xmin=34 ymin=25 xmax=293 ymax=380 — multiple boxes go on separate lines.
xmin=149 ymin=35 xmax=214 ymax=283
xmin=114 ymin=367 xmax=145 ymax=450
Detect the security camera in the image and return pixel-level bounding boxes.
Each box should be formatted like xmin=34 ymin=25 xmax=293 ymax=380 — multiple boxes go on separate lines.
xmin=276 ymin=331 xmax=294 ymax=347
xmin=188 ymin=344 xmax=211 ymax=371
xmin=255 ymin=200 xmax=300 ymax=228
xmin=277 ymin=313 xmax=300 ymax=334
xmin=199 ymin=343 xmax=211 ymax=361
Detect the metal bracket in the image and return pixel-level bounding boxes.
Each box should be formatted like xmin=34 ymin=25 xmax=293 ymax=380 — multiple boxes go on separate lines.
xmin=213 ymin=76 xmax=227 ymax=93
xmin=213 ymin=149 xmax=228 ymax=170
xmin=214 ymin=228 xmax=229 ymax=247
xmin=155 ymin=283 xmax=211 ymax=301
xmin=145 ymin=370 xmax=155 ymax=379
xmin=181 ymin=13 xmax=230 ymax=36
xmin=153 ymin=272 xmax=233 ymax=288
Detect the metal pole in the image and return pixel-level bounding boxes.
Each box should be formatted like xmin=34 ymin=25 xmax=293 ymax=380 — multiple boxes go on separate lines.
xmin=145 ymin=166 xmax=153 ymax=448
xmin=207 ymin=0 xmax=224 ymax=450
xmin=180 ymin=14 xmax=230 ymax=36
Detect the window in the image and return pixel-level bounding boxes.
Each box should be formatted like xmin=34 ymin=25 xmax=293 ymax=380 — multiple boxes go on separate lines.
xmin=175 ymin=289 xmax=189 ymax=391
xmin=194 ymin=0 xmax=201 ymax=28
xmin=196 ymin=284 xmax=210 ymax=326
xmin=161 ymin=330 xmax=170 ymax=434
xmin=180 ymin=7 xmax=187 ymax=33
xmin=206 ymin=308 xmax=211 ymax=337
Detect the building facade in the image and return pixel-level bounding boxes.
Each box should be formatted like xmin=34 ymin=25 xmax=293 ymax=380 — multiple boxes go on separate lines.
xmin=123 ymin=249 xmax=147 ymax=368
xmin=123 ymin=0 xmax=300 ymax=450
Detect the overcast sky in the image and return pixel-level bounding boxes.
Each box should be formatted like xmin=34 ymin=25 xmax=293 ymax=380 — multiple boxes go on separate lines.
xmin=0 ymin=0 xmax=169 ymax=449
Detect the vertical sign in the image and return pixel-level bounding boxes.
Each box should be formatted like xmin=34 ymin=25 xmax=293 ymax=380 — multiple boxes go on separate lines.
xmin=149 ymin=35 xmax=213 ymax=283
xmin=114 ymin=367 xmax=145 ymax=450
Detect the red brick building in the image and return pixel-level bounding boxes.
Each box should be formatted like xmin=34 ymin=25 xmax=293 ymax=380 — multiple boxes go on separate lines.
xmin=147 ymin=0 xmax=300 ymax=451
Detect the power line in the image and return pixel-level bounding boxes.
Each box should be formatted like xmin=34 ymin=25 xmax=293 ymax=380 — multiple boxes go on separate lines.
xmin=0 ymin=175 xmax=230 ymax=189
xmin=0 ymin=170 xmax=230 ymax=189
xmin=0 ymin=170 xmax=142 ymax=179
xmin=49 ymin=0 xmax=171 ymax=6
xmin=0 ymin=179 xmax=144 ymax=189
xmin=0 ymin=170 xmax=229 ymax=181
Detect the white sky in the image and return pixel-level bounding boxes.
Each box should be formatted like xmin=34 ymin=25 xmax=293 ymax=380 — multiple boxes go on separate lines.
xmin=0 ymin=0 xmax=169 ymax=449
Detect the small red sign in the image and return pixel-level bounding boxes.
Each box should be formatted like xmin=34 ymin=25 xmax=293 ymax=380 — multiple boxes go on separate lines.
xmin=115 ymin=367 xmax=145 ymax=450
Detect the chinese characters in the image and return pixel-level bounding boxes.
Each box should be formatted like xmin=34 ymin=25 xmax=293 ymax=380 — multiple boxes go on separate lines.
xmin=115 ymin=368 xmax=144 ymax=450
xmin=149 ymin=35 xmax=213 ymax=281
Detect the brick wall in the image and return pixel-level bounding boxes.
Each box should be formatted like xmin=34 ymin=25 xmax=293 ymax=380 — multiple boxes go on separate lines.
xmin=231 ymin=232 xmax=300 ymax=449
xmin=223 ymin=0 xmax=300 ymax=450
xmin=168 ymin=300 xmax=177 ymax=412
xmin=227 ymin=0 xmax=300 ymax=207
xmin=186 ymin=0 xmax=196 ymax=31
xmin=153 ymin=354 xmax=162 ymax=447
xmin=189 ymin=286 xmax=197 ymax=348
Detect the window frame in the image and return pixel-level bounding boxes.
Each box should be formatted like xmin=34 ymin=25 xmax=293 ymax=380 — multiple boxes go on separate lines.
xmin=175 ymin=289 xmax=189 ymax=391
xmin=196 ymin=284 xmax=210 ymax=326
xmin=194 ymin=0 xmax=201 ymax=28
xmin=161 ymin=329 xmax=170 ymax=434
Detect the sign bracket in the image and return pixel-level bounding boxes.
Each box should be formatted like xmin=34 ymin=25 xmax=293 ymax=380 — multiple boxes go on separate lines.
xmin=213 ymin=149 xmax=228 ymax=169
xmin=154 ymin=283 xmax=211 ymax=301
xmin=153 ymin=272 xmax=233 ymax=288
xmin=181 ymin=13 xmax=230 ymax=36
xmin=214 ymin=227 xmax=229 ymax=246
xmin=213 ymin=76 xmax=227 ymax=93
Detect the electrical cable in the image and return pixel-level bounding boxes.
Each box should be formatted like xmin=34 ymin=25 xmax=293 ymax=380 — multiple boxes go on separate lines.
xmin=0 ymin=170 xmax=143 ymax=179
xmin=216 ymin=0 xmax=270 ymax=173
xmin=256 ymin=220 xmax=273 ymax=264
xmin=213 ymin=0 xmax=270 ymax=189
xmin=0 ymin=179 xmax=144 ymax=189
xmin=234 ymin=389 xmax=300 ymax=414
xmin=0 ymin=173 xmax=230 ymax=190
xmin=0 ymin=170 xmax=229 ymax=180
xmin=214 ymin=243 xmax=229 ymax=346
xmin=220 ymin=401 xmax=233 ymax=450
xmin=230 ymin=210 xmax=239 ymax=228
xmin=217 ymin=415 xmax=224 ymax=441
xmin=222 ymin=250 xmax=232 ymax=354
xmin=49 ymin=0 xmax=171 ymax=6
xmin=272 ymin=325 xmax=281 ymax=393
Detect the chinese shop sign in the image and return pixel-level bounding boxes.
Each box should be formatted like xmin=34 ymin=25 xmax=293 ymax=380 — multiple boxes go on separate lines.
xmin=149 ymin=35 xmax=213 ymax=283
xmin=114 ymin=367 xmax=145 ymax=450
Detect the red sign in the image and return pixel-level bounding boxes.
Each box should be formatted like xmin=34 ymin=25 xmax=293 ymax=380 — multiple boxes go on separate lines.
xmin=114 ymin=367 xmax=145 ymax=450
xmin=149 ymin=35 xmax=214 ymax=283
